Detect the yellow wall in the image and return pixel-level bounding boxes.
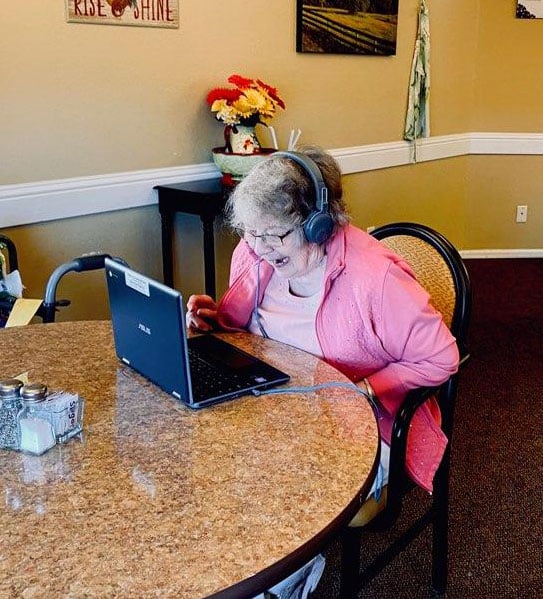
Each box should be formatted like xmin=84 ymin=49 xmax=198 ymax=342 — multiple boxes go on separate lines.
xmin=473 ymin=1 xmax=543 ymax=131
xmin=2 ymin=1 xmax=479 ymax=183
xmin=466 ymin=155 xmax=543 ymax=249
xmin=345 ymin=157 xmax=470 ymax=247
xmin=2 ymin=208 xmax=237 ymax=321
xmin=1 ymin=1 xmax=542 ymax=321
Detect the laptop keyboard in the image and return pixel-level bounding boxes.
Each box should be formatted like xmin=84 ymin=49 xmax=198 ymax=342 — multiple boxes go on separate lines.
xmin=188 ymin=348 xmax=250 ymax=401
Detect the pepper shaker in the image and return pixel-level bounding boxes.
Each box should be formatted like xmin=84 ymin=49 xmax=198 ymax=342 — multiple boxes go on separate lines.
xmin=0 ymin=378 xmax=24 ymax=450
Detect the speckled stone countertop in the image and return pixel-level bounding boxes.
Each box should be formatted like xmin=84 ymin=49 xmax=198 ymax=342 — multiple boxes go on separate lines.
xmin=0 ymin=321 xmax=378 ymax=598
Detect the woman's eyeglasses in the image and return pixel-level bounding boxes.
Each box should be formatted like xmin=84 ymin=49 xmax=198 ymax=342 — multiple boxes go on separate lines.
xmin=235 ymin=226 xmax=299 ymax=248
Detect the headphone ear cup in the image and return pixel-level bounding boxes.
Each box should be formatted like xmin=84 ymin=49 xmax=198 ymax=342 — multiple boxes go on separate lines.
xmin=303 ymin=210 xmax=334 ymax=244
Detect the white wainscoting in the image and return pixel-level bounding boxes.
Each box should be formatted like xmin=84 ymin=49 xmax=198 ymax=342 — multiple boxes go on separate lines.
xmin=1 ymin=132 xmax=543 ymax=258
xmin=460 ymin=249 xmax=543 ymax=259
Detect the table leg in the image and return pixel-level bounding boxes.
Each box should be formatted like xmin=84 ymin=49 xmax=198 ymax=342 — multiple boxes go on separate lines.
xmin=161 ymin=210 xmax=174 ymax=287
xmin=201 ymin=216 xmax=216 ymax=299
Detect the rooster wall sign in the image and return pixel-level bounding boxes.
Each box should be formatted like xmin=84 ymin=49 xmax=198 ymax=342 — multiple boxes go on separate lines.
xmin=65 ymin=0 xmax=179 ymax=28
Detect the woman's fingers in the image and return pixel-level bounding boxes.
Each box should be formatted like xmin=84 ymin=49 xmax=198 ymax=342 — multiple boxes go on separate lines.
xmin=186 ymin=295 xmax=218 ymax=331
xmin=187 ymin=294 xmax=216 ymax=312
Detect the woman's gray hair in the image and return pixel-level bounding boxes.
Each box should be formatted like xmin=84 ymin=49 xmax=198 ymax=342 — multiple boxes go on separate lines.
xmin=225 ymin=145 xmax=349 ymax=231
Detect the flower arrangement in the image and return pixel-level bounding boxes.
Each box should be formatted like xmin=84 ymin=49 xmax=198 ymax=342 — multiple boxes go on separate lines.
xmin=206 ymin=74 xmax=285 ymax=127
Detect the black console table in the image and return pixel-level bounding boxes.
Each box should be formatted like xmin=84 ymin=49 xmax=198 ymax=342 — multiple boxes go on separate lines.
xmin=154 ymin=179 xmax=228 ymax=299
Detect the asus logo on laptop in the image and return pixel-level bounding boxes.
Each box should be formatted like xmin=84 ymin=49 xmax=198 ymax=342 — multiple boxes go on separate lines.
xmin=138 ymin=323 xmax=151 ymax=335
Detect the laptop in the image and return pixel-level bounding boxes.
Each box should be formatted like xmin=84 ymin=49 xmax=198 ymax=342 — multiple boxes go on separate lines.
xmin=104 ymin=258 xmax=290 ymax=409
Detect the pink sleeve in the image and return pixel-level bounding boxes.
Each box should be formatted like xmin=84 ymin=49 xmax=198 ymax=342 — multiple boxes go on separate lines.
xmin=217 ymin=241 xmax=265 ymax=330
xmin=228 ymin=240 xmax=255 ymax=285
xmin=367 ymin=262 xmax=459 ymax=417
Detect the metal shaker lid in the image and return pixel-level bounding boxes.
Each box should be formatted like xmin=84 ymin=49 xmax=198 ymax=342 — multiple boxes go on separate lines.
xmin=20 ymin=383 xmax=48 ymax=403
xmin=0 ymin=378 xmax=24 ymax=398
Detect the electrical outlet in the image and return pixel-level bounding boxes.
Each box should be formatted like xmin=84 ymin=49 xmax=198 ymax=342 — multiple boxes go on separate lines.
xmin=516 ymin=205 xmax=528 ymax=223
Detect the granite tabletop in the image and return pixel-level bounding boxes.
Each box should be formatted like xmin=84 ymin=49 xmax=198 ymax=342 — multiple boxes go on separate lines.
xmin=0 ymin=321 xmax=379 ymax=598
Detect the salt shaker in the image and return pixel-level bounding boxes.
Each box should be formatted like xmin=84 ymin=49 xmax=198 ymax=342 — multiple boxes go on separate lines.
xmin=17 ymin=383 xmax=56 ymax=455
xmin=0 ymin=378 xmax=24 ymax=450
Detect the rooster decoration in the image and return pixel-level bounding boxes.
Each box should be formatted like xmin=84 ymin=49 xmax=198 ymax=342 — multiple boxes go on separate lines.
xmin=106 ymin=0 xmax=137 ymax=17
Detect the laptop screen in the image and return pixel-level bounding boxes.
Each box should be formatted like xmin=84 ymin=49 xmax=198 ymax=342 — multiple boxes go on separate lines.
xmin=105 ymin=258 xmax=290 ymax=408
xmin=105 ymin=258 xmax=193 ymax=402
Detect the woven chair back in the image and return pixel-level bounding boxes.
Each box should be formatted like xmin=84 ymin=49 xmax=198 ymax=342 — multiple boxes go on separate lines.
xmin=379 ymin=235 xmax=456 ymax=329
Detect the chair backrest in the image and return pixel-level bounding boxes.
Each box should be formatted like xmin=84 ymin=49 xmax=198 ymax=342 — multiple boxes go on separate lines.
xmin=340 ymin=223 xmax=472 ymax=598
xmin=370 ymin=223 xmax=472 ymax=509
xmin=371 ymin=222 xmax=471 ymax=362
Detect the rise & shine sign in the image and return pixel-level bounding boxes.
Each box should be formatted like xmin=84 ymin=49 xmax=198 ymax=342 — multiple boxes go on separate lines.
xmin=65 ymin=0 xmax=179 ymax=28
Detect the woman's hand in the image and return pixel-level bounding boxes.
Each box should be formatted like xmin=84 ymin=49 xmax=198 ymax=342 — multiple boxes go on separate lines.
xmin=186 ymin=294 xmax=219 ymax=332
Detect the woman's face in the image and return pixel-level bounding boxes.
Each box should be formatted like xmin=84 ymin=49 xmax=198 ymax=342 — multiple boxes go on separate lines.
xmin=238 ymin=214 xmax=323 ymax=280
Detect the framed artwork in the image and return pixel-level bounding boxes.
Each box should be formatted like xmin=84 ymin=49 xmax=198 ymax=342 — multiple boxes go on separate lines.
xmin=296 ymin=1 xmax=399 ymax=55
xmin=65 ymin=0 xmax=179 ymax=28
xmin=516 ymin=1 xmax=543 ymax=18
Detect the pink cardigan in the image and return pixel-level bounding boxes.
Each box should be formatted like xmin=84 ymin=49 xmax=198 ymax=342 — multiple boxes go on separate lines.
xmin=217 ymin=225 xmax=459 ymax=492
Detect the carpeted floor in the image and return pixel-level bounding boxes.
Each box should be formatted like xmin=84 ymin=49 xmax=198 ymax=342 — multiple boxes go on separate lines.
xmin=313 ymin=258 xmax=543 ymax=598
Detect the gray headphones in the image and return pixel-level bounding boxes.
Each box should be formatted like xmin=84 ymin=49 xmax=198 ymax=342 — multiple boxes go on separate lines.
xmin=272 ymin=151 xmax=335 ymax=244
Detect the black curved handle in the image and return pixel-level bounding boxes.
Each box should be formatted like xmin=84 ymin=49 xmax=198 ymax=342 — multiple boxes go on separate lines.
xmin=42 ymin=253 xmax=128 ymax=322
xmin=0 ymin=234 xmax=19 ymax=272
xmin=71 ymin=253 xmax=111 ymax=272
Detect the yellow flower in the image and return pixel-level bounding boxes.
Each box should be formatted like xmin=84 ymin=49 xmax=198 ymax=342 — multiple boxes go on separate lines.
xmin=210 ymin=99 xmax=240 ymax=124
xmin=207 ymin=75 xmax=285 ymax=126
xmin=233 ymin=89 xmax=266 ymax=115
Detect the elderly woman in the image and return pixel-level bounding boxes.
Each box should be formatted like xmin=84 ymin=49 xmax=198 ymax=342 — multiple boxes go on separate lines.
xmin=186 ymin=146 xmax=459 ymax=597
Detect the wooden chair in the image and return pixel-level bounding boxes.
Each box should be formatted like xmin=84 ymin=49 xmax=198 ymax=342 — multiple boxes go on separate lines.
xmin=339 ymin=222 xmax=471 ymax=597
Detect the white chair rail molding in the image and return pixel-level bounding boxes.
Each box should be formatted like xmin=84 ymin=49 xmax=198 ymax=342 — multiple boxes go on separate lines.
xmin=2 ymin=131 xmax=542 ymax=258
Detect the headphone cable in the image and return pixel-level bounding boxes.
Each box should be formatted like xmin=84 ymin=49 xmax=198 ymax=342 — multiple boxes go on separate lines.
xmin=253 ymin=258 xmax=269 ymax=339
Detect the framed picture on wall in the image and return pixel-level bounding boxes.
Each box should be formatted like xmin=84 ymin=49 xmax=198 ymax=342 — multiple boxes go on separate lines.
xmin=516 ymin=1 xmax=543 ymax=18
xmin=296 ymin=1 xmax=398 ymax=55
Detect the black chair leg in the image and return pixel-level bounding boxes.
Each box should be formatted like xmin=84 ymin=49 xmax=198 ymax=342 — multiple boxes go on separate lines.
xmin=339 ymin=527 xmax=362 ymax=599
xmin=431 ymin=512 xmax=448 ymax=594
xmin=431 ymin=473 xmax=450 ymax=595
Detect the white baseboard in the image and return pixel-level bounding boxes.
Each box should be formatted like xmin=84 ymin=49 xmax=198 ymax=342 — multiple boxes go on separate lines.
xmin=2 ymin=132 xmax=543 ymax=228
xmin=461 ymin=249 xmax=543 ymax=259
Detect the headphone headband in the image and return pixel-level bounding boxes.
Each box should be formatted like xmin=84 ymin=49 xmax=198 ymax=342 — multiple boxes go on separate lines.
xmin=271 ymin=150 xmax=334 ymax=244
xmin=272 ymin=151 xmax=329 ymax=213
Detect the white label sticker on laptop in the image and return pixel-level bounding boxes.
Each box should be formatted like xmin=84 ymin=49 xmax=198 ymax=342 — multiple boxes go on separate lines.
xmin=125 ymin=271 xmax=150 ymax=296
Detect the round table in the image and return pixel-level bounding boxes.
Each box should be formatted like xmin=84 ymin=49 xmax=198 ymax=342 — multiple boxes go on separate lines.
xmin=0 ymin=321 xmax=379 ymax=598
